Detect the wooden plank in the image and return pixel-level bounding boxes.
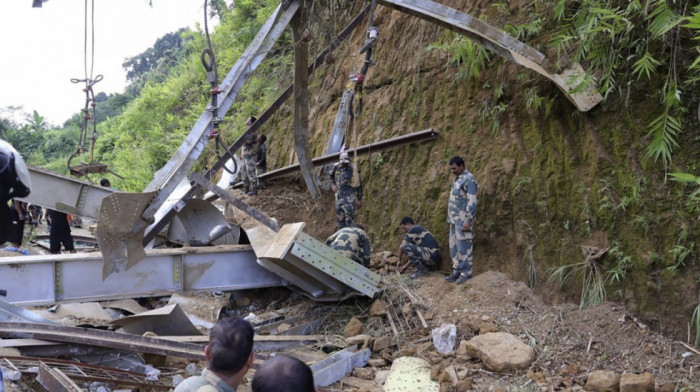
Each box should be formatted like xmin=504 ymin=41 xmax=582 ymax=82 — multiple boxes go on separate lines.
xmin=386 ymin=310 xmax=400 ymax=337
xmin=190 ymin=173 xmax=280 ymax=232
xmin=260 ymin=222 xmax=306 ymax=259
xmin=291 ymin=7 xmax=321 ymax=199
xmin=416 ymin=309 xmax=428 ymax=329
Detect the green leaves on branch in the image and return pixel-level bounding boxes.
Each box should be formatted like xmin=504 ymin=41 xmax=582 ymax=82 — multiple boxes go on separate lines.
xmin=631 ymin=52 xmax=660 ymax=80
xmin=647 ymin=0 xmax=682 ymax=38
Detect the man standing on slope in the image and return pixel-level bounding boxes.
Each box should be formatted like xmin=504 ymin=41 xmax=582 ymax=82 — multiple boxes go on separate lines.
xmin=444 ymin=156 xmax=478 ymax=284
xmin=330 ymin=151 xmax=362 ymax=229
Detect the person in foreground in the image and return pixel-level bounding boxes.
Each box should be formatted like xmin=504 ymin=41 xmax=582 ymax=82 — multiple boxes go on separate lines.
xmin=252 ymin=355 xmax=316 ymax=392
xmin=0 ymin=140 xmax=31 ymax=244
xmin=175 ymin=317 xmax=255 ymax=392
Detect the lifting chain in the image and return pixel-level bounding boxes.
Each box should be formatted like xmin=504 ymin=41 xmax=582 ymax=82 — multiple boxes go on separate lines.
xmin=201 ymin=0 xmax=237 ymax=175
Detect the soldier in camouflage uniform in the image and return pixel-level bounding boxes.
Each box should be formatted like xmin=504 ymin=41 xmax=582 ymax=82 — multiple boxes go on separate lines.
xmin=330 ymin=151 xmax=362 ymax=229
xmin=174 ymin=317 xmax=254 ymax=392
xmin=398 ymin=216 xmax=441 ymax=279
xmin=445 ymin=156 xmax=478 ymax=284
xmin=325 ymin=226 xmax=371 ymax=267
xmin=240 ymin=117 xmax=258 ymax=196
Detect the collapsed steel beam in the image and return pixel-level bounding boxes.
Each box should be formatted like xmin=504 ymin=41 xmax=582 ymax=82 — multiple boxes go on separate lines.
xmin=0 ymin=246 xmax=283 ymax=306
xmin=376 ymin=0 xmax=602 ymax=111
xmin=143 ymin=6 xmax=371 ymax=245
xmin=142 ymin=1 xmax=300 ymax=220
xmin=0 ymin=323 xmax=205 ymax=360
xmin=238 ymin=128 xmax=438 ymax=184
xmin=17 ymin=166 xmax=114 ymax=218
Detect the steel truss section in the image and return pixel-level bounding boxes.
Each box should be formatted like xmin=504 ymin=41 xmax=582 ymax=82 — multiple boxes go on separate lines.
xmin=259 ymin=223 xmax=381 ymax=301
xmin=0 ymin=246 xmax=283 ymax=306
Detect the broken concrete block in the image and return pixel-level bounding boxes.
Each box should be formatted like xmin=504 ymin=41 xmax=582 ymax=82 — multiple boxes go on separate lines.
xmin=369 ymin=300 xmax=388 ymax=317
xmin=585 ymin=370 xmax=620 ymax=392
xmin=464 ymin=332 xmax=535 ymax=372
xmin=620 ymin=372 xmax=654 ymax=392
xmin=373 ymin=336 xmax=392 ymax=352
xmin=344 ymin=317 xmax=364 ymax=337
xmin=1 ymin=366 xmax=21 ymax=381
xmin=353 ymin=366 xmax=375 ymax=380
xmin=383 ymin=357 xmax=439 ymax=392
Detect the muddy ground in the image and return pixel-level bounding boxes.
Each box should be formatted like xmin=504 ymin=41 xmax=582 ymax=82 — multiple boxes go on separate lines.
xmin=227 ymin=176 xmax=700 ymax=391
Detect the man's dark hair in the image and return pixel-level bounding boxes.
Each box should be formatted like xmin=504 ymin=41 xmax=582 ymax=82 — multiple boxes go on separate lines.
xmin=448 ymin=156 xmax=465 ymax=167
xmin=252 ymin=355 xmax=315 ymax=392
xmin=259 ymin=134 xmax=267 ymax=143
xmin=208 ymin=317 xmax=254 ymax=375
xmin=100 ymin=178 xmax=110 ymax=187
xmin=400 ymin=216 xmax=414 ymax=226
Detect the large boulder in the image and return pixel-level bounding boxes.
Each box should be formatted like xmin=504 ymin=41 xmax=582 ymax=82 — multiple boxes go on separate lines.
xmin=620 ymin=372 xmax=654 ymax=392
xmin=585 ymin=370 xmax=620 ymax=392
xmin=463 ymin=332 xmax=535 ymax=372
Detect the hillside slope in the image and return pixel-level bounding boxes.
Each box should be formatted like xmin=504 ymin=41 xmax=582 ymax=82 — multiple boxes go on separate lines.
xmin=253 ymin=0 xmax=699 ymax=339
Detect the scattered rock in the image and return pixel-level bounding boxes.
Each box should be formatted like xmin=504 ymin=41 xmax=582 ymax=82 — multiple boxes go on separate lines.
xmin=417 ymin=341 xmax=433 ymax=354
xmin=373 ymin=336 xmax=393 ymax=352
xmin=457 ymin=339 xmax=469 ymax=355
xmin=432 ymin=323 xmax=457 ymax=354
xmin=354 ymin=366 xmax=375 ymax=380
xmin=380 ymin=348 xmax=394 ymax=363
xmin=395 ymin=345 xmax=417 ymax=358
xmin=658 ymin=382 xmax=676 ymax=392
xmin=367 ymin=358 xmax=387 ymax=367
xmin=346 ymin=334 xmax=372 ymax=346
xmin=185 ymin=362 xmax=198 ymax=376
xmin=455 ymin=366 xmax=468 ymax=379
xmin=620 ymin=372 xmax=654 ymax=392
xmin=430 ymin=364 xmax=441 ymax=380
xmin=369 ymin=299 xmax=388 ymax=317
xmin=455 ymin=379 xmax=472 ymax=392
xmin=235 ymin=296 xmax=251 ymax=307
xmin=276 ymin=322 xmax=291 ymax=333
xmin=384 ymin=357 xmax=439 ymax=392
xmin=401 ymin=303 xmax=412 ymax=314
xmin=464 ymin=332 xmax=536 ymax=372
xmin=585 ymin=370 xmax=620 ymax=392
xmin=445 ymin=366 xmax=459 ymax=386
xmin=172 ymin=374 xmax=185 ymax=387
xmin=344 ymin=317 xmax=364 ymax=337
xmin=374 ymin=369 xmax=391 ymax=385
